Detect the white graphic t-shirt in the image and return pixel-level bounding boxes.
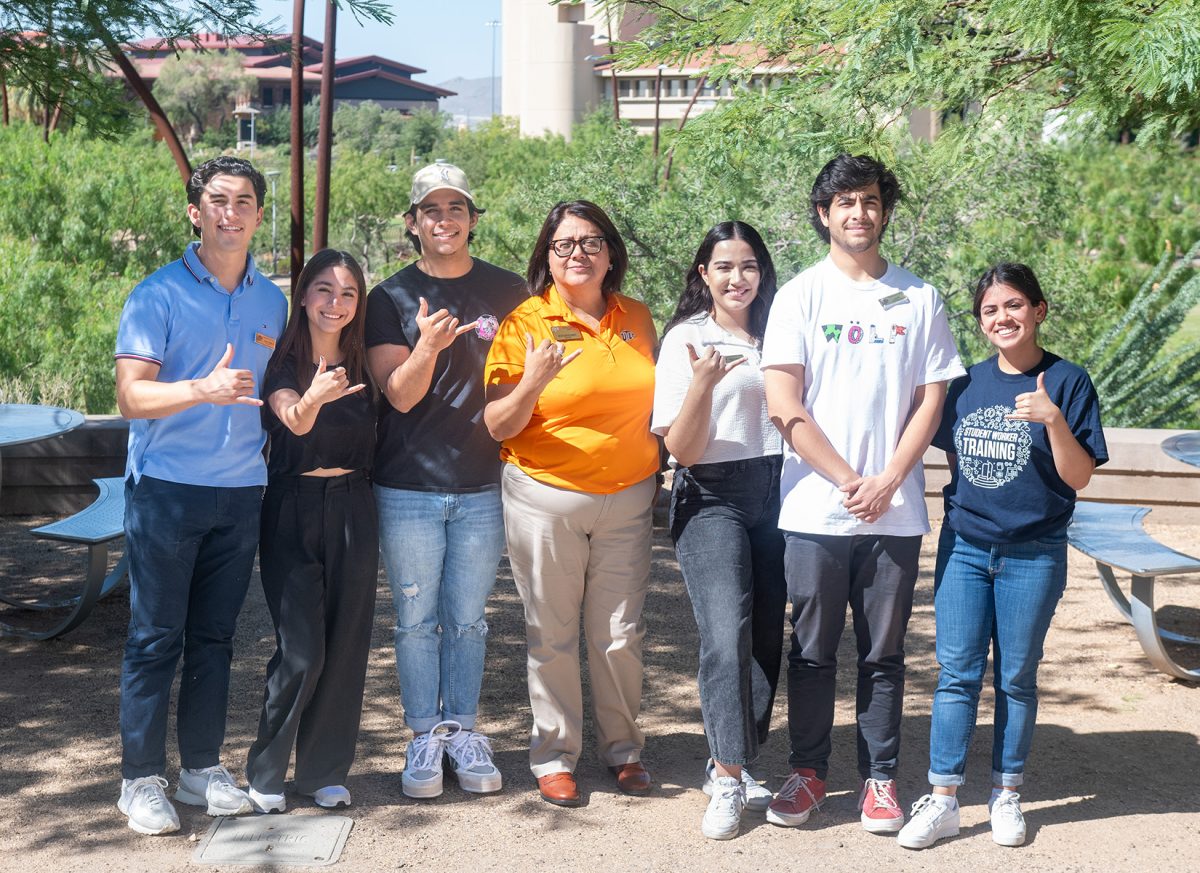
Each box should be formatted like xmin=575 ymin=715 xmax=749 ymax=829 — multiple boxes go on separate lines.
xmin=760 ymin=256 xmax=965 ymax=536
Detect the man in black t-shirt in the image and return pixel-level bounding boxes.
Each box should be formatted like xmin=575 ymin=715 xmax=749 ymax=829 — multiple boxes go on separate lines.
xmin=365 ymin=161 xmax=527 ymax=800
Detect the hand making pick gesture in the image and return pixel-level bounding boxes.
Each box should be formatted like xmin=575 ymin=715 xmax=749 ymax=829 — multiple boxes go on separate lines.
xmin=686 ymin=343 xmax=746 ymax=392
xmin=414 ymin=296 xmax=479 ymax=354
xmin=521 ymin=332 xmax=582 ymax=393
xmin=1006 ymin=372 xmax=1061 ymax=426
xmin=305 ymin=356 xmax=366 ymax=407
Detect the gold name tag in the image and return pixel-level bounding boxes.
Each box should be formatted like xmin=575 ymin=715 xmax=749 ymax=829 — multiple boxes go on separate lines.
xmin=551 ymin=325 xmax=583 ymax=341
xmin=255 ymin=332 xmax=277 ymax=350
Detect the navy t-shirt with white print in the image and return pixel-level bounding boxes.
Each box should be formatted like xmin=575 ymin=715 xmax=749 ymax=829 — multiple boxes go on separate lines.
xmin=933 ymin=352 xmax=1108 ymax=545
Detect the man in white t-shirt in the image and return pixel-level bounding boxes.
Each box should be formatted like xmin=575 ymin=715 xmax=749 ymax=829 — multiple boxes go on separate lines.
xmin=760 ymin=154 xmax=964 ymax=835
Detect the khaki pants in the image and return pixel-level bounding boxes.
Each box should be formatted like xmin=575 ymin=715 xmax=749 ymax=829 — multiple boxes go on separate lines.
xmin=501 ymin=464 xmax=655 ymax=777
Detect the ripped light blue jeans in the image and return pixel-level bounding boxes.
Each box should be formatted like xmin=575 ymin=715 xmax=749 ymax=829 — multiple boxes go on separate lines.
xmin=375 ymin=485 xmax=506 ymax=733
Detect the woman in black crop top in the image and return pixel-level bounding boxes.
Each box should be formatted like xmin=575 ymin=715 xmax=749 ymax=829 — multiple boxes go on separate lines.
xmin=245 ymin=249 xmax=378 ymax=813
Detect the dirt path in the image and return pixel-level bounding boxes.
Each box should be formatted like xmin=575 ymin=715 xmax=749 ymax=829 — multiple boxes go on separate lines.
xmin=1 ymin=516 xmax=1198 ymax=873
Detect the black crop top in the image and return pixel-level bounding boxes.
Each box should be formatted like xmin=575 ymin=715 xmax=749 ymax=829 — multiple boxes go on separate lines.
xmin=262 ymin=356 xmax=377 ymax=477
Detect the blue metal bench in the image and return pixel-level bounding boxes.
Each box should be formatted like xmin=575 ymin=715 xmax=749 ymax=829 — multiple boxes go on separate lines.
xmin=0 ymin=477 xmax=128 ymax=641
xmin=1068 ymin=502 xmax=1200 ymax=681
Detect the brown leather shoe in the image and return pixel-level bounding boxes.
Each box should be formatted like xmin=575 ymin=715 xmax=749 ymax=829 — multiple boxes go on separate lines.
xmin=537 ymin=772 xmax=581 ymax=807
xmin=609 ymin=761 xmax=651 ymax=796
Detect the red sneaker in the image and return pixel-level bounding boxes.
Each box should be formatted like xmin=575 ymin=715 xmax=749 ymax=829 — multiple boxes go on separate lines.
xmin=859 ymin=778 xmax=905 ymax=833
xmin=766 ymin=768 xmax=825 ymax=827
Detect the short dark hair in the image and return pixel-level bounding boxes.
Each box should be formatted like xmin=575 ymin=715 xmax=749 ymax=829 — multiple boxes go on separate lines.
xmin=526 ymin=200 xmax=628 ymax=297
xmin=403 ymin=202 xmax=479 ymax=254
xmin=185 ymin=157 xmax=267 ymax=238
xmin=809 ymin=153 xmax=901 ymax=244
xmin=972 ymin=262 xmax=1047 ymax=319
xmin=664 ymin=221 xmax=778 ymax=342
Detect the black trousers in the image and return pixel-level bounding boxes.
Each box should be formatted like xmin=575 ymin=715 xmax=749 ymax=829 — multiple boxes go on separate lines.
xmin=246 ymin=471 xmax=379 ymax=794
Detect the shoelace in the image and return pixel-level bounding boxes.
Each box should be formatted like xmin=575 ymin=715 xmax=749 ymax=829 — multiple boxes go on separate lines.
xmin=447 ymin=731 xmax=494 ymax=770
xmin=992 ymin=791 xmax=1022 ymax=823
xmin=409 ymin=720 xmax=461 ymax=771
xmin=776 ymin=772 xmax=819 ymax=805
xmin=865 ymin=778 xmax=900 ymax=810
xmin=193 ymin=764 xmax=237 ymax=787
xmin=711 ymin=780 xmax=744 ymax=814
xmin=131 ymin=775 xmax=171 ymax=807
xmin=908 ymin=794 xmax=941 ymax=820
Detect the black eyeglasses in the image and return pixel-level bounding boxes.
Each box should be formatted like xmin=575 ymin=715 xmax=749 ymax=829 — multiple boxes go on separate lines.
xmin=549 ymin=236 xmax=605 ymax=257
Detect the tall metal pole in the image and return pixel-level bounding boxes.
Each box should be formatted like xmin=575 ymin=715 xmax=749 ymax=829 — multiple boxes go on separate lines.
xmin=485 ymin=20 xmax=500 ymax=118
xmin=266 ymin=170 xmax=280 ymax=274
xmin=314 ymin=0 xmax=336 ymax=250
xmin=290 ymin=1 xmax=307 ymax=287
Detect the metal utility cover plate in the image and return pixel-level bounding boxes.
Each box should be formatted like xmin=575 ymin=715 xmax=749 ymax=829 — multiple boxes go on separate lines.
xmin=192 ymin=815 xmax=353 ymax=866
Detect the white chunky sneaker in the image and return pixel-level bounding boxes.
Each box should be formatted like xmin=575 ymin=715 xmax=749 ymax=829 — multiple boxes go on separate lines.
xmin=445 ymin=729 xmax=503 ymax=794
xmin=308 ymin=785 xmax=352 ymax=809
xmin=118 ymin=776 xmax=181 ymax=835
xmin=703 ymin=759 xmax=772 ymax=812
xmin=701 ymin=775 xmax=746 ymax=840
xmin=897 ymin=794 xmax=960 ymax=849
xmin=990 ymin=789 xmax=1026 ymax=846
xmin=402 ymin=720 xmax=461 ymax=799
xmin=176 ymin=765 xmax=253 ymax=816
xmin=248 ymin=786 xmax=286 ymax=814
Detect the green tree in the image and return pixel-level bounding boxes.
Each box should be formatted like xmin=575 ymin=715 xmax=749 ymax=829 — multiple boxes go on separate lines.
xmin=154 ymin=50 xmax=253 ymax=142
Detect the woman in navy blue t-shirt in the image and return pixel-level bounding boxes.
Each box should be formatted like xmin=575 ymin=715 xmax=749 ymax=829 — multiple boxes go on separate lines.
xmin=898 ymin=263 xmax=1107 ymax=851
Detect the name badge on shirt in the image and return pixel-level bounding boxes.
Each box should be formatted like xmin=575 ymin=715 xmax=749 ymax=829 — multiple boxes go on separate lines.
xmin=878 ymin=291 xmax=910 ymax=311
xmin=551 ymin=325 xmax=583 ymax=342
xmin=255 ymin=332 xmax=277 ymax=350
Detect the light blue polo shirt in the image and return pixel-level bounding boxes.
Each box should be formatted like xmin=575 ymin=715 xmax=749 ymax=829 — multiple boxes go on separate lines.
xmin=115 ymin=243 xmax=287 ymax=487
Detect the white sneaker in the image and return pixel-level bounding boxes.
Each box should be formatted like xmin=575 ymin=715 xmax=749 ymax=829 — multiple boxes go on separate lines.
xmin=897 ymin=794 xmax=960 ymax=849
xmin=445 ymin=729 xmax=502 ymax=794
xmin=118 ymin=776 xmax=181 ymax=835
xmin=402 ymin=720 xmax=461 ymax=799
xmin=990 ymin=789 xmax=1026 ymax=846
xmin=307 ymin=785 xmax=352 ymax=809
xmin=176 ymin=765 xmax=253 ymax=816
xmin=248 ymin=786 xmax=286 ymax=814
xmin=703 ymin=759 xmax=772 ymax=811
xmin=701 ymin=775 xmax=746 ymax=840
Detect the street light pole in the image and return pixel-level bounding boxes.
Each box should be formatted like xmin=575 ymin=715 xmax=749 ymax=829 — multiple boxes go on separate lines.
xmin=485 ymin=20 xmax=500 ymax=118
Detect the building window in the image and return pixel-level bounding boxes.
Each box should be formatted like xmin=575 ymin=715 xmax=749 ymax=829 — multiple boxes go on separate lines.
xmin=618 ymin=79 xmax=633 ymax=98
xmin=262 ymin=87 xmax=274 ymax=107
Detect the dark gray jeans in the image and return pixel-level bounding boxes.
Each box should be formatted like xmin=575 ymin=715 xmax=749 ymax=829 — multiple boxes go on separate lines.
xmin=670 ymin=456 xmax=786 ymax=767
xmin=783 ymin=532 xmax=921 ymax=781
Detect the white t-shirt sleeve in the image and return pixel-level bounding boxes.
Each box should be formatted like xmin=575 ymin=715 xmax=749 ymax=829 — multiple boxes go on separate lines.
xmin=917 ymin=288 xmax=967 ymax=385
xmin=651 ymin=324 xmax=696 ymax=435
xmin=760 ymin=279 xmax=807 ymax=369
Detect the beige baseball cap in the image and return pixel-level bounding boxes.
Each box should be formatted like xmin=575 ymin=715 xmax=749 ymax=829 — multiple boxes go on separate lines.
xmin=409 ymin=160 xmax=485 ymax=213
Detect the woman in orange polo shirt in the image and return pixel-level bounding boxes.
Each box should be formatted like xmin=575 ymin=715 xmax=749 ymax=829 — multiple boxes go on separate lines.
xmin=484 ymin=200 xmax=659 ymax=808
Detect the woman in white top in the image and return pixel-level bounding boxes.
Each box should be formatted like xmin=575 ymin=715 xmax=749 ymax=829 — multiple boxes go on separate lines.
xmin=651 ymin=221 xmax=785 ymax=840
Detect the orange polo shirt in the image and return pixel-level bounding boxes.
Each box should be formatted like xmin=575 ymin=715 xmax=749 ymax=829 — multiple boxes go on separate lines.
xmin=484 ymin=284 xmax=659 ymax=494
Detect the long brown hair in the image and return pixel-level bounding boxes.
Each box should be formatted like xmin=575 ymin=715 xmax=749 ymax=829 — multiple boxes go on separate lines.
xmin=525 ymin=200 xmax=628 ymax=298
xmin=266 ymin=248 xmax=373 ymax=395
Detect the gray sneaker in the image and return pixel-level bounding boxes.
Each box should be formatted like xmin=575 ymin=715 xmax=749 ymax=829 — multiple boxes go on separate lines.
xmin=445 ymin=729 xmax=502 ymax=794
xmin=402 ymin=720 xmax=461 ymax=799
xmin=118 ymin=776 xmax=181 ymax=835
xmin=701 ymin=775 xmax=746 ymax=840
xmin=703 ymin=759 xmax=772 ymax=811
xmin=176 ymin=765 xmax=253 ymax=816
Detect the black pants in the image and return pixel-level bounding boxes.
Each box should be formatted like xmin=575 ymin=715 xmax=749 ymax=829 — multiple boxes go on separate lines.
xmin=783 ymin=532 xmax=921 ymax=782
xmin=246 ymin=471 xmax=379 ymax=794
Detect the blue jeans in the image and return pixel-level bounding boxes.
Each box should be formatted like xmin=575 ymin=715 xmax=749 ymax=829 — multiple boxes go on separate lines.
xmin=375 ymin=485 xmax=506 ymax=733
xmin=928 ymin=525 xmax=1068 ymax=787
xmin=120 ymin=475 xmax=262 ymax=779
xmin=670 ymin=456 xmax=786 ymax=767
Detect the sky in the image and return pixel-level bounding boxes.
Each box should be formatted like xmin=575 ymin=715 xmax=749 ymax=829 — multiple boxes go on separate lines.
xmin=257 ymin=0 xmax=504 ymax=87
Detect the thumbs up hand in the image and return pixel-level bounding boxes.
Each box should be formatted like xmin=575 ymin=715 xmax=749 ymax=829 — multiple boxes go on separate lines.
xmin=198 ymin=343 xmax=262 ymax=406
xmin=1006 ymin=371 xmax=1061 ymax=426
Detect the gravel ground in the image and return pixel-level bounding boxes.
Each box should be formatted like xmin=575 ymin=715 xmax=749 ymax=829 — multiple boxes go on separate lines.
xmin=1 ymin=513 xmax=1198 ymax=873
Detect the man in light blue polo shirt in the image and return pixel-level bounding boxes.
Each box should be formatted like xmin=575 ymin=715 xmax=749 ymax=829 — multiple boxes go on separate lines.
xmin=113 ymin=156 xmax=287 ymax=836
